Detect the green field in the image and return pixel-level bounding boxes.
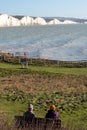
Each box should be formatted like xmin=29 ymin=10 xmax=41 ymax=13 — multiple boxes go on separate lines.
xmin=0 ymin=62 xmax=87 ymax=75
xmin=0 ymin=62 xmax=87 ymax=129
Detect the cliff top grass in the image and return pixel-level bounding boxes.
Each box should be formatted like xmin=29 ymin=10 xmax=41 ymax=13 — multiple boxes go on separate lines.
xmin=0 ymin=62 xmax=87 ymax=76
xmin=0 ymin=61 xmax=87 ymax=129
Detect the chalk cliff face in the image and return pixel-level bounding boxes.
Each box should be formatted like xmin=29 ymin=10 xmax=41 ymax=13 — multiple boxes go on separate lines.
xmin=9 ymin=16 xmax=20 ymax=26
xmin=48 ymin=19 xmax=62 ymax=25
xmin=0 ymin=14 xmax=80 ymax=27
xmin=63 ymin=20 xmax=77 ymax=24
xmin=0 ymin=14 xmax=20 ymax=26
xmin=34 ymin=17 xmax=47 ymax=25
xmin=0 ymin=14 xmax=10 ymax=26
xmin=20 ymin=16 xmax=34 ymax=25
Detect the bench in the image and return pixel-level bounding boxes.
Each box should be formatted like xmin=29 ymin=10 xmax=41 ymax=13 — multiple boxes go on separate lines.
xmin=14 ymin=115 xmax=61 ymax=130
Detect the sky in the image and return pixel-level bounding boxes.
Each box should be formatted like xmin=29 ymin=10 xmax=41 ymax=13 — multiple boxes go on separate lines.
xmin=0 ymin=0 xmax=87 ymax=19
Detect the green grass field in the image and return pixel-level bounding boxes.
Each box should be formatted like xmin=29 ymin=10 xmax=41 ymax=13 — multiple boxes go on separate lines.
xmin=0 ymin=62 xmax=87 ymax=75
xmin=0 ymin=62 xmax=87 ymax=129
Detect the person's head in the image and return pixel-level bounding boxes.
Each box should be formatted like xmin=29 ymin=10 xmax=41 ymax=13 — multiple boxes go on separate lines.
xmin=50 ymin=104 xmax=56 ymax=110
xmin=28 ymin=104 xmax=33 ymax=111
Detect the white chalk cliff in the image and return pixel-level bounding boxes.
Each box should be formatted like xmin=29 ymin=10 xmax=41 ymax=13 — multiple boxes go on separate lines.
xmin=20 ymin=16 xmax=34 ymax=25
xmin=63 ymin=20 xmax=77 ymax=24
xmin=48 ymin=19 xmax=62 ymax=25
xmin=34 ymin=17 xmax=47 ymax=25
xmin=0 ymin=14 xmax=80 ymax=27
xmin=0 ymin=14 xmax=20 ymax=26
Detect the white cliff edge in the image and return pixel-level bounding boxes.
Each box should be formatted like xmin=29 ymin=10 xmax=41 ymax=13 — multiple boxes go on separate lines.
xmin=34 ymin=17 xmax=47 ymax=25
xmin=0 ymin=14 xmax=20 ymax=27
xmin=20 ymin=16 xmax=34 ymax=25
xmin=48 ymin=19 xmax=62 ymax=25
xmin=62 ymin=20 xmax=77 ymax=24
xmin=0 ymin=14 xmax=79 ymax=27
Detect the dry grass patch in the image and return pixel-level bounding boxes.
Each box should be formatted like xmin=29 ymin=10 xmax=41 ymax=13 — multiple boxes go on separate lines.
xmin=0 ymin=74 xmax=87 ymax=93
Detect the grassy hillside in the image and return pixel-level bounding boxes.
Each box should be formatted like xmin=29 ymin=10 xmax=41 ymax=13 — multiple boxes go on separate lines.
xmin=0 ymin=62 xmax=87 ymax=129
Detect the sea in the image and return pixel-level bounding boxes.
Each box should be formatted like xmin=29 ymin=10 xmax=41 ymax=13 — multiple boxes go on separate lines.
xmin=0 ymin=24 xmax=87 ymax=61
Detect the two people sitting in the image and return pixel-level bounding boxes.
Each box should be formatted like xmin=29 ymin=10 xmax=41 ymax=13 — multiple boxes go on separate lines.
xmin=23 ymin=104 xmax=59 ymax=120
